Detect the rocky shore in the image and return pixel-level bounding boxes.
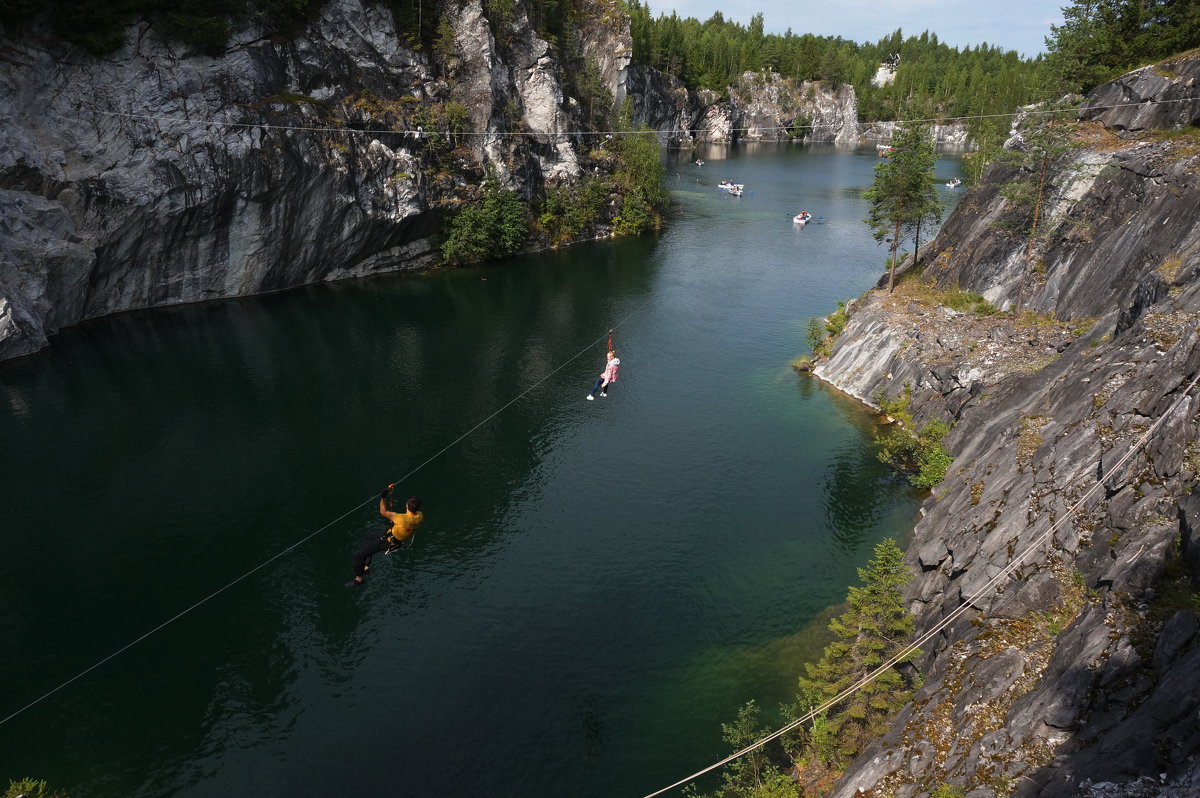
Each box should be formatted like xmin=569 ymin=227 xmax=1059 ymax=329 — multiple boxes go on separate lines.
xmin=812 ymin=55 xmax=1200 ymax=798
xmin=627 ymin=66 xmax=967 ymax=148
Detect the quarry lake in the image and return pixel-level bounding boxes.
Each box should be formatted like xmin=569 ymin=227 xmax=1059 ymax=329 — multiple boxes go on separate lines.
xmin=0 ymin=144 xmax=965 ymax=797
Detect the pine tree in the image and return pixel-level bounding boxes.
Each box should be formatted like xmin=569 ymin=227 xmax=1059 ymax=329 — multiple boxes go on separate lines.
xmin=1046 ymin=0 xmax=1200 ymax=94
xmin=693 ymin=702 xmax=801 ymax=798
xmin=1045 ymin=0 xmax=1121 ymax=93
xmin=789 ymin=538 xmax=916 ymax=768
xmin=863 ymin=120 xmax=941 ymax=291
xmin=901 ymin=122 xmax=943 ymax=267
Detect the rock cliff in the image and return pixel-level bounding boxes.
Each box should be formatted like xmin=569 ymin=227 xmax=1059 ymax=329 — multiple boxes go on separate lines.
xmin=627 ymin=68 xmax=860 ymax=147
xmin=814 ymin=55 xmax=1200 ymax=797
xmin=1 ymin=0 xmax=973 ymax=361
xmin=625 ymin=66 xmax=968 ymax=149
xmin=0 ymin=0 xmax=627 ymax=359
xmin=861 ymin=119 xmax=970 ymax=147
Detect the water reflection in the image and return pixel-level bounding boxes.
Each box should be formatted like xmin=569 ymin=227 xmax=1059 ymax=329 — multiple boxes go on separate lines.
xmin=816 ymin=379 xmax=921 ymax=557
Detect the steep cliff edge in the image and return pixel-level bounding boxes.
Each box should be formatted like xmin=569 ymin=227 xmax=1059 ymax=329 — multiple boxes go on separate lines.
xmin=627 ymin=68 xmax=864 ymax=147
xmin=626 ymin=66 xmax=967 ymax=149
xmin=815 ymin=56 xmax=1200 ymax=797
xmin=0 ymin=0 xmax=627 ymax=360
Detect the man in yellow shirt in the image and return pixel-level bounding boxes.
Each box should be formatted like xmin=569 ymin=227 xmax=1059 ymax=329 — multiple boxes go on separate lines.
xmin=347 ymin=485 xmax=424 ymax=587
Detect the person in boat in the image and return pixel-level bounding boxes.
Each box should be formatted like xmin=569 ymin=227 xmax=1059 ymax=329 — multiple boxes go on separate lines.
xmin=347 ymin=486 xmax=424 ymax=587
xmin=587 ymin=350 xmax=620 ymax=401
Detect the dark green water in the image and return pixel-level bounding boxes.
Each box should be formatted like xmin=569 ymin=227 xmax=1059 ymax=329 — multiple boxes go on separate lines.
xmin=0 ymin=144 xmax=964 ymax=797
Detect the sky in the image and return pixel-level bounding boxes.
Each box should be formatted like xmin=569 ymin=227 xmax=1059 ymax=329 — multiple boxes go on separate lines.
xmin=644 ymin=0 xmax=1067 ymax=58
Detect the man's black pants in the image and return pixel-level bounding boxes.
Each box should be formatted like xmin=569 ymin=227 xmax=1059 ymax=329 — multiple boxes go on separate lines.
xmin=353 ymin=531 xmax=392 ymax=578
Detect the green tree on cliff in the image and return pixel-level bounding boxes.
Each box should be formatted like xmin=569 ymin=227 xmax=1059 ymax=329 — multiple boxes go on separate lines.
xmin=610 ymin=102 xmax=669 ymax=235
xmin=787 ymin=537 xmax=917 ymax=770
xmin=696 ymin=539 xmax=917 ymax=797
xmin=4 ymin=778 xmax=67 ymax=798
xmin=902 ymin=122 xmax=943 ymax=267
xmin=995 ymin=110 xmax=1083 ymax=310
xmin=863 ymin=120 xmax=941 ymax=291
xmin=693 ymin=701 xmax=800 ymax=798
xmin=441 ymin=175 xmax=530 ymax=264
xmin=1046 ymin=0 xmax=1200 ymax=95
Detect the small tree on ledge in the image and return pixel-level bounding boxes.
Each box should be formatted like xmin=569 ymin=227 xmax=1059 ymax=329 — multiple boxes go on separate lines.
xmin=864 ymin=120 xmax=941 ymax=291
xmin=786 ymin=537 xmax=918 ymax=769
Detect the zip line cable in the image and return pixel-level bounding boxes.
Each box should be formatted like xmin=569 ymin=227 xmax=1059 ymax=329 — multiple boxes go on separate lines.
xmin=640 ymin=367 xmax=1200 ymax=798
xmin=79 ymin=96 xmax=1200 ymax=140
xmin=0 ymin=298 xmax=653 ymax=730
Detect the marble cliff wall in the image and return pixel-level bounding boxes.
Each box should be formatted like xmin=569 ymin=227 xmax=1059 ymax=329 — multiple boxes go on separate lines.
xmin=814 ymin=56 xmax=1200 ymax=798
xmin=627 ymin=67 xmax=967 ymax=148
xmin=1 ymin=0 xmax=970 ymax=361
xmin=627 ymin=67 xmax=859 ymax=147
xmin=0 ymin=0 xmax=628 ymax=359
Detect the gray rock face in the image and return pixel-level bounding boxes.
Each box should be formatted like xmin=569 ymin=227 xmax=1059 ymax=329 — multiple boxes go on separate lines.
xmin=624 ymin=64 xmax=705 ymax=148
xmin=923 ymin=137 xmax=1200 ymax=319
xmin=627 ymin=68 xmax=974 ymax=149
xmin=575 ymin=5 xmax=633 ymax=108
xmin=816 ymin=58 xmax=1200 ymax=797
xmin=0 ymin=188 xmax=95 ymax=358
xmin=862 ymin=120 xmax=971 ymax=147
xmin=727 ymin=72 xmax=858 ymax=144
xmin=1180 ymin=494 xmax=1200 ymax=592
xmin=1080 ymin=57 xmax=1200 ymax=133
xmin=627 ymin=69 xmax=863 ymax=146
xmin=0 ymin=0 xmax=621 ymax=359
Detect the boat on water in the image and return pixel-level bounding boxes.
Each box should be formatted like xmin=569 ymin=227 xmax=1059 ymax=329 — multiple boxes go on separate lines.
xmin=793 ymin=211 xmax=813 ymax=225
xmin=876 ymin=144 xmax=895 ymax=157
xmin=946 ymin=177 xmax=963 ymax=188
xmin=718 ymin=180 xmax=744 ymax=191
xmin=727 ymin=186 xmax=745 ymax=196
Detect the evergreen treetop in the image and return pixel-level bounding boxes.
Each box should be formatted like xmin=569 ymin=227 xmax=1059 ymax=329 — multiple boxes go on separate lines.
xmin=790 ymin=537 xmax=916 ymax=769
xmin=863 ymin=120 xmax=941 ymax=292
xmin=626 ymin=2 xmax=1049 ymax=131
xmin=1045 ymin=0 xmax=1200 ymax=94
